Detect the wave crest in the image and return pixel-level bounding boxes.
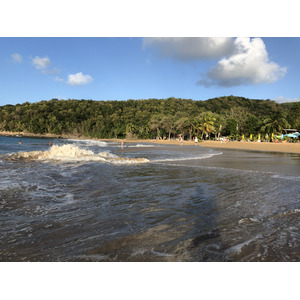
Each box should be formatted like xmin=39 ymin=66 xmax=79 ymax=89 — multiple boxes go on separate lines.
xmin=7 ymin=144 xmax=149 ymax=164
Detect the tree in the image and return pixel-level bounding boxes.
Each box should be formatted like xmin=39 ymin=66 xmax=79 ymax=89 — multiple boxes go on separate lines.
xmin=125 ymin=123 xmax=137 ymax=139
xmin=199 ymin=112 xmax=216 ymax=139
xmin=0 ymin=96 xmax=298 ymax=140
xmin=175 ymin=117 xmax=192 ymax=140
xmin=189 ymin=112 xmax=216 ymax=139
xmin=243 ymin=114 xmax=262 ymax=136
xmin=224 ymin=118 xmax=238 ymax=138
xmin=161 ymin=115 xmax=177 ymax=140
xmin=261 ymin=111 xmax=290 ymax=134
xmin=149 ymin=114 xmax=164 ymax=138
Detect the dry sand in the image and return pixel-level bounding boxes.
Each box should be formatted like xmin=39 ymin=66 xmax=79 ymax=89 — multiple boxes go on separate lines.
xmin=196 ymin=140 xmax=300 ymax=154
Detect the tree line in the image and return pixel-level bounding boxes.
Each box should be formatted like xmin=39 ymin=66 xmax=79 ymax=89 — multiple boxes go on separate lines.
xmin=0 ymin=96 xmax=299 ymax=140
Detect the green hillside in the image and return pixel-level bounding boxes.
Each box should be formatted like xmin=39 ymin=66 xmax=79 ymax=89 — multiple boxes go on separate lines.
xmin=0 ymin=96 xmax=299 ymax=140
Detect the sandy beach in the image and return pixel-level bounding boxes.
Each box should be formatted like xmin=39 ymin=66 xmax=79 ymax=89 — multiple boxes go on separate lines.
xmin=190 ymin=140 xmax=300 ymax=154
xmin=1 ymin=131 xmax=300 ymax=154
xmin=106 ymin=138 xmax=300 ymax=154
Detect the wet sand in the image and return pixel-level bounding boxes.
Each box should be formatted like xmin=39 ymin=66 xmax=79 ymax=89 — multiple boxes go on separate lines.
xmin=192 ymin=148 xmax=300 ymax=177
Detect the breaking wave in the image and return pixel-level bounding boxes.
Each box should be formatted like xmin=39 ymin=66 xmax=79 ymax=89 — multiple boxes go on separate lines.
xmin=66 ymin=139 xmax=108 ymax=147
xmin=7 ymin=144 xmax=149 ymax=165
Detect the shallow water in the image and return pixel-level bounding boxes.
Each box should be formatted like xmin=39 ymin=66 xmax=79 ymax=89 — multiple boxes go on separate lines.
xmin=0 ymin=136 xmax=299 ymax=261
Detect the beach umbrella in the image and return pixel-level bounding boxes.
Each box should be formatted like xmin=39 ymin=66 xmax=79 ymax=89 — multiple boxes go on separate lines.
xmin=250 ymin=134 xmax=252 ymax=140
xmin=242 ymin=134 xmax=244 ymax=140
xmin=258 ymin=134 xmax=261 ymax=140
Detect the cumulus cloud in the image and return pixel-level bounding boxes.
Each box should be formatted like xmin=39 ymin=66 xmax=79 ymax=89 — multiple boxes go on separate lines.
xmin=198 ymin=37 xmax=287 ymax=87
xmin=143 ymin=37 xmax=235 ymax=60
xmin=30 ymin=55 xmax=92 ymax=86
xmin=66 ymin=72 xmax=93 ymax=86
xmin=275 ymin=96 xmax=300 ymax=103
xmin=11 ymin=53 xmax=23 ymax=63
xmin=32 ymin=56 xmax=51 ymax=69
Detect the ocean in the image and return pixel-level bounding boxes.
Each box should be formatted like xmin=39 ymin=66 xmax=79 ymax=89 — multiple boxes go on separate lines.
xmin=0 ymin=136 xmax=299 ymax=261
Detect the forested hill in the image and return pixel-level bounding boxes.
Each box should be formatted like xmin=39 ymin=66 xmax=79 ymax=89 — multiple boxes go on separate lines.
xmin=0 ymin=96 xmax=299 ymax=140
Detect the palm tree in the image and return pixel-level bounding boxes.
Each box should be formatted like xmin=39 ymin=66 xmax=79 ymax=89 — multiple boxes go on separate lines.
xmin=261 ymin=111 xmax=290 ymax=134
xmin=198 ymin=112 xmax=216 ymax=139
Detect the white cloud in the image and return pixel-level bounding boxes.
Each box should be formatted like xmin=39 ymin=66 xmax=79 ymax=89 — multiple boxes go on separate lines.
xmin=275 ymin=96 xmax=300 ymax=103
xmin=66 ymin=72 xmax=93 ymax=86
xmin=198 ymin=37 xmax=287 ymax=87
xmin=32 ymin=56 xmax=51 ymax=69
xmin=30 ymin=56 xmax=92 ymax=87
xmin=143 ymin=37 xmax=235 ymax=60
xmin=11 ymin=53 xmax=23 ymax=63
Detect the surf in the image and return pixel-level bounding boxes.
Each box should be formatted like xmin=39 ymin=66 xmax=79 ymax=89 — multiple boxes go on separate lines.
xmin=6 ymin=144 xmax=149 ymax=165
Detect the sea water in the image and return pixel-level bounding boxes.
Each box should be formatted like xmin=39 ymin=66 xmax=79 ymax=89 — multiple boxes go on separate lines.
xmin=0 ymin=136 xmax=299 ymax=261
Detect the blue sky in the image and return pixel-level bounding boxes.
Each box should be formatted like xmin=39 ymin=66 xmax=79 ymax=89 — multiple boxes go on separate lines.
xmin=1 ymin=37 xmax=300 ymax=106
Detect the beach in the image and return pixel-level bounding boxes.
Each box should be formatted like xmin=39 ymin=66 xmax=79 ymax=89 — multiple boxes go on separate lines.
xmin=185 ymin=140 xmax=300 ymax=154
xmin=0 ymin=135 xmax=299 ymax=262
xmin=102 ymin=138 xmax=300 ymax=154
xmin=1 ymin=130 xmax=299 ymax=154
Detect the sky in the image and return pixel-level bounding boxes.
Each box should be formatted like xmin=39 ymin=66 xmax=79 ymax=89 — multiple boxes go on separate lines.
xmin=1 ymin=36 xmax=300 ymax=106
xmin=1 ymin=1 xmax=300 ymax=107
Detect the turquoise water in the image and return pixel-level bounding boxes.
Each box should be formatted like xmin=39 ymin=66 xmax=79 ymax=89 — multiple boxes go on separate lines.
xmin=0 ymin=136 xmax=299 ymax=261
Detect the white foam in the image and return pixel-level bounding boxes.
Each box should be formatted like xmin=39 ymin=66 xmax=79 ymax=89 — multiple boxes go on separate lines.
xmin=48 ymin=144 xmax=95 ymax=159
xmin=61 ymin=193 xmax=76 ymax=205
xmin=0 ymin=181 xmax=21 ymax=190
xmin=98 ymin=151 xmax=117 ymax=158
xmin=152 ymin=152 xmax=222 ymax=163
xmin=238 ymin=218 xmax=260 ymax=225
xmin=129 ymin=249 xmax=146 ymax=258
xmin=127 ymin=144 xmax=158 ymax=148
xmin=150 ymin=250 xmax=175 ymax=257
xmin=8 ymin=144 xmax=149 ymax=165
xmin=67 ymin=139 xmax=108 ymax=147
xmin=101 ymin=156 xmax=149 ymax=165
xmin=271 ymin=174 xmax=300 ymax=180
xmin=225 ymin=234 xmax=262 ymax=254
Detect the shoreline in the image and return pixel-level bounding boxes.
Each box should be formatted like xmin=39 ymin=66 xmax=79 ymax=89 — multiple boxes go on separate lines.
xmin=102 ymin=137 xmax=300 ymax=154
xmin=1 ymin=131 xmax=300 ymax=154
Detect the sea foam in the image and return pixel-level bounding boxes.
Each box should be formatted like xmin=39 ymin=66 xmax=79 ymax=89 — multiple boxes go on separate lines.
xmin=66 ymin=139 xmax=108 ymax=147
xmin=152 ymin=152 xmax=222 ymax=163
xmin=8 ymin=144 xmax=149 ymax=165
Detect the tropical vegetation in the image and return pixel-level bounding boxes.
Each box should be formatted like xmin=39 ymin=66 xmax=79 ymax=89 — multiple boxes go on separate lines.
xmin=0 ymin=96 xmax=299 ymax=140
